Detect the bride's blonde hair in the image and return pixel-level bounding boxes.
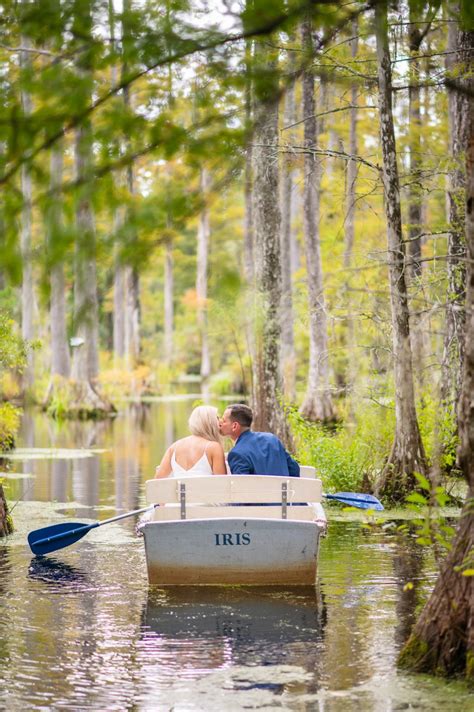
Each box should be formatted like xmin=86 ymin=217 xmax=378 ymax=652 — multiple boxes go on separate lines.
xmin=188 ymin=405 xmax=221 ymax=443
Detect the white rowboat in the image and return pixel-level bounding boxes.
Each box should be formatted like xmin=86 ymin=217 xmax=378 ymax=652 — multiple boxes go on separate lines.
xmin=139 ymin=470 xmax=327 ymax=586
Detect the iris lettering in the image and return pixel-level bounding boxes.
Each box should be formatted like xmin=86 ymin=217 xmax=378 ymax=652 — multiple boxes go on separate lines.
xmin=214 ymin=533 xmax=251 ymax=546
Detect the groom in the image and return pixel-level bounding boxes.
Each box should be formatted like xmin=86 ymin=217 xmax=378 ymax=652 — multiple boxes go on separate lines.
xmin=219 ymin=403 xmax=300 ymax=477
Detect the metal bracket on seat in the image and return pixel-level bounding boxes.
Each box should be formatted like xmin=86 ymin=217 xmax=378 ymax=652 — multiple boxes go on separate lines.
xmin=281 ymin=481 xmax=288 ymax=520
xmin=180 ymin=482 xmax=186 ymax=520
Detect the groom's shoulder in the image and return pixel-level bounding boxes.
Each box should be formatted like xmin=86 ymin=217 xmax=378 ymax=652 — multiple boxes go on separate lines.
xmin=252 ymin=430 xmax=279 ymax=444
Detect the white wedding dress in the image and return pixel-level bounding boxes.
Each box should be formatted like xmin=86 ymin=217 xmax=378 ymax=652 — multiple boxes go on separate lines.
xmin=170 ymin=444 xmax=213 ymax=477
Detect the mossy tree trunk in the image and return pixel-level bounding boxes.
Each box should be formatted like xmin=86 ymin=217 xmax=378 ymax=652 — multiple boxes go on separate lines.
xmin=280 ymin=36 xmax=296 ymax=402
xmin=299 ymin=14 xmax=336 ymax=424
xmin=197 ymin=167 xmax=211 ymax=392
xmin=251 ymin=36 xmax=291 ymax=445
xmin=342 ymin=18 xmax=358 ymax=404
xmin=375 ymin=0 xmax=427 ymax=502
xmin=69 ymin=0 xmax=114 ymax=418
xmin=20 ymin=31 xmax=35 ymax=394
xmin=440 ymin=5 xmax=470 ymax=461
xmin=407 ymin=1 xmax=427 ymax=391
xmin=399 ymin=25 xmax=474 ymax=682
xmin=0 ymin=484 xmax=12 ymax=537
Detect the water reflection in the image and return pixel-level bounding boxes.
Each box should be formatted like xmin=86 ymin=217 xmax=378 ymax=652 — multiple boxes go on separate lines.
xmin=28 ymin=556 xmax=88 ymax=591
xmin=393 ymin=528 xmax=425 ymax=647
xmin=2 ymin=405 xmax=470 ymax=711
xmin=20 ymin=409 xmax=35 ymax=501
xmin=142 ymin=585 xmax=326 ymax=671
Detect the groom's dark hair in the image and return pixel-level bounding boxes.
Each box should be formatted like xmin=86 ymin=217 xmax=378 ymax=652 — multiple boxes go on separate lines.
xmin=227 ymin=403 xmax=253 ymax=428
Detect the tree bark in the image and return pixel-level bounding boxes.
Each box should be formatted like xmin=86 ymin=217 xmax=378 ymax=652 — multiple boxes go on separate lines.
xmin=69 ymin=2 xmax=113 ymax=417
xmin=109 ymin=0 xmax=127 ymax=367
xmin=20 ymin=33 xmax=34 ymax=393
xmin=113 ymin=251 xmax=126 ymax=364
xmin=197 ymin=168 xmax=211 ymax=390
xmin=244 ymin=37 xmax=255 ymax=286
xmin=71 ymin=122 xmax=100 ymax=384
xmin=125 ymin=264 xmax=140 ymax=369
xmin=163 ymin=240 xmax=174 ymax=367
xmin=343 ymin=19 xmax=358 ymax=401
xmin=49 ymin=146 xmax=70 ymax=379
xmin=407 ymin=1 xmax=426 ymax=389
xmin=252 ymin=38 xmax=291 ymax=444
xmin=375 ymin=0 xmax=427 ymax=501
xmin=0 ymin=485 xmax=13 ymax=537
xmin=299 ymin=16 xmax=336 ymax=423
xmin=440 ymin=6 xmax=469 ymax=411
xmin=280 ymin=41 xmax=296 ymax=402
xmin=122 ymin=0 xmax=140 ymax=369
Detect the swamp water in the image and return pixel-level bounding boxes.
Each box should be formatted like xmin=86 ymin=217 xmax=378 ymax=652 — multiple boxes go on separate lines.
xmin=0 ymin=402 xmax=472 ymax=711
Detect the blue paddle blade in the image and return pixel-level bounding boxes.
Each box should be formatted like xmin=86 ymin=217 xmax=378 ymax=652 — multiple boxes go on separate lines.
xmin=324 ymin=492 xmax=384 ymax=511
xmin=28 ymin=522 xmax=97 ymax=556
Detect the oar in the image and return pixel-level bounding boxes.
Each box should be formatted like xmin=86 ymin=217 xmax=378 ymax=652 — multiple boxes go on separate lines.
xmin=323 ymin=491 xmax=383 ymax=510
xmin=28 ymin=505 xmax=155 ymax=556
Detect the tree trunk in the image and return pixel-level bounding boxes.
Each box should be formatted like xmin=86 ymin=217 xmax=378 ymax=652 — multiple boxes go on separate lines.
xmin=244 ymin=37 xmax=255 ymax=286
xmin=0 ymin=485 xmax=13 ymax=537
xmin=375 ymin=0 xmax=427 ymax=501
xmin=252 ymin=39 xmax=290 ymax=444
xmin=113 ymin=256 xmax=126 ymax=364
xmin=163 ymin=240 xmax=174 ymax=367
xmin=197 ymin=168 xmax=211 ymax=391
xmin=70 ymin=3 xmax=113 ymax=417
xmin=72 ymin=123 xmax=100 ymax=384
xmin=440 ymin=7 xmax=469 ymax=411
xmin=49 ymin=146 xmax=70 ymax=380
xmin=343 ymin=19 xmax=358 ymax=401
xmin=280 ymin=43 xmax=296 ymax=402
xmin=109 ymin=0 xmax=127 ymax=367
xmin=125 ymin=265 xmax=140 ymax=368
xmin=407 ymin=2 xmax=426 ymax=390
xmin=399 ymin=21 xmax=474 ymax=686
xmin=243 ymin=34 xmax=257 ymax=405
xmin=299 ymin=16 xmax=336 ymax=423
xmin=122 ymin=1 xmax=140 ymax=369
xmin=20 ymin=35 xmax=34 ymax=393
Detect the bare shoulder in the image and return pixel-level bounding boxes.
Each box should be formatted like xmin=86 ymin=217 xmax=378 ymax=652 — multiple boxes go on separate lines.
xmin=207 ymin=440 xmax=224 ymax=454
xmin=173 ymin=437 xmax=190 ymax=448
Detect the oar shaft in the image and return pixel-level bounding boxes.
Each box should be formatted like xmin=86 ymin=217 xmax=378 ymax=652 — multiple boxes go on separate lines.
xmin=98 ymin=505 xmax=155 ymax=527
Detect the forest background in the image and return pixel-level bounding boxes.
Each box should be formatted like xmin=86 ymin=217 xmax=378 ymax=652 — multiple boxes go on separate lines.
xmin=0 ymin=0 xmax=470 ymax=492
xmin=0 ymin=0 xmax=473 ymax=683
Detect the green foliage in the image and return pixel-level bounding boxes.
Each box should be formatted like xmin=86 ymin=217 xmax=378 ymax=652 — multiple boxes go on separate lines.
xmin=0 ymin=313 xmax=27 ymax=372
xmin=400 ymin=473 xmax=456 ymax=558
xmin=0 ymin=312 xmax=27 ymax=450
xmin=288 ymin=407 xmax=374 ymax=493
xmin=0 ymin=402 xmax=21 ymax=451
xmin=417 ymin=395 xmax=460 ymax=474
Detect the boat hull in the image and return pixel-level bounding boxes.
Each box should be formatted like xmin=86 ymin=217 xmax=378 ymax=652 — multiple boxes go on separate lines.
xmin=142 ymin=517 xmax=323 ymax=585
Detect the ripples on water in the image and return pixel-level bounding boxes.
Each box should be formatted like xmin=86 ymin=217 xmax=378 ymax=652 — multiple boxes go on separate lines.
xmin=0 ymin=404 xmax=472 ymax=710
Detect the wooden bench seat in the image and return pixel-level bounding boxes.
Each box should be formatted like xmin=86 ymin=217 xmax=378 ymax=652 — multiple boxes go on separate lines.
xmin=145 ymin=475 xmax=324 ymax=523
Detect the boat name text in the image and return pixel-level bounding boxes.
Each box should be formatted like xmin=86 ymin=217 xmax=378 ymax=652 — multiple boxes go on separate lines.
xmin=214 ymin=533 xmax=251 ymax=546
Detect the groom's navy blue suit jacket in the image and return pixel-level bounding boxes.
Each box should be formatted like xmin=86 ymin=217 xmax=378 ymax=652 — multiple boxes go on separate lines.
xmin=227 ymin=429 xmax=300 ymax=477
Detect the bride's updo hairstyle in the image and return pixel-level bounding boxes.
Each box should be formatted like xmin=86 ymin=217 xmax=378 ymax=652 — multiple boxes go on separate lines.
xmin=188 ymin=405 xmax=221 ymax=443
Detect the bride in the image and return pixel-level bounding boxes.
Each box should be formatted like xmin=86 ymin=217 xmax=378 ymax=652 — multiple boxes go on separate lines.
xmin=155 ymin=405 xmax=227 ymax=478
